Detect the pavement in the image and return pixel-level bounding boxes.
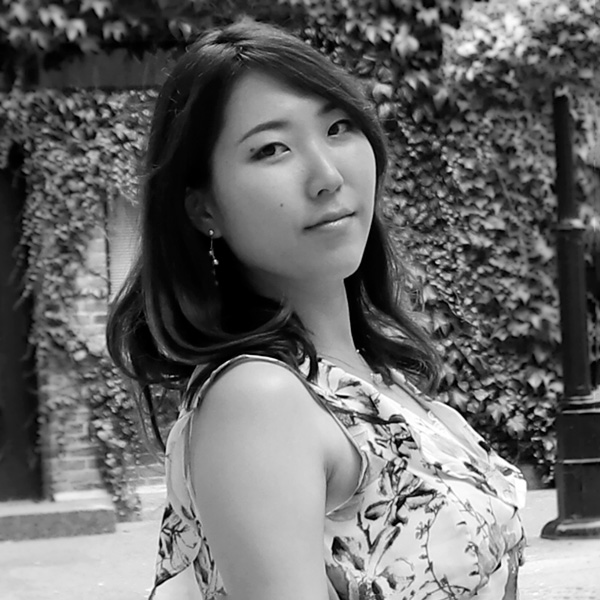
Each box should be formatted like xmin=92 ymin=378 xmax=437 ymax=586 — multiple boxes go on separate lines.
xmin=0 ymin=488 xmax=598 ymax=599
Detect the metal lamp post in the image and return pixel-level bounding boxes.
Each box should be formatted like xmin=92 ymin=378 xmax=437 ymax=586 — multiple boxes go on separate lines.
xmin=541 ymin=91 xmax=600 ymax=538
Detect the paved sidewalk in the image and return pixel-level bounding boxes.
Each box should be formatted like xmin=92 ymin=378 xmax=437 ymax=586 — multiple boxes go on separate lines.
xmin=0 ymin=488 xmax=598 ymax=599
xmin=518 ymin=490 xmax=600 ymax=599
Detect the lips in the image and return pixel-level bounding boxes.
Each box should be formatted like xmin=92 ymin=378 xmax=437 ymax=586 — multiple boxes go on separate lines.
xmin=306 ymin=210 xmax=355 ymax=229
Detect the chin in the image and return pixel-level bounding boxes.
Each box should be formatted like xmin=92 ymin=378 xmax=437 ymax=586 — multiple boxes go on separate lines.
xmin=323 ymin=256 xmax=364 ymax=281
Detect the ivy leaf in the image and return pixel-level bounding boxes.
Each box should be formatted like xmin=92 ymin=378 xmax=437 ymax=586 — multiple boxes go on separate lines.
xmin=486 ymin=403 xmax=505 ymax=425
xmin=39 ymin=5 xmax=68 ymax=29
xmin=103 ymin=20 xmax=127 ymax=41
xmin=430 ymin=310 xmax=451 ymax=335
xmin=66 ymin=19 xmax=87 ymax=42
xmin=480 ymin=216 xmax=506 ymax=231
xmin=390 ymin=0 xmax=414 ymax=11
xmin=365 ymin=24 xmax=378 ymax=45
xmin=526 ymin=371 xmax=544 ymax=390
xmin=450 ymin=390 xmax=469 ymax=411
xmin=533 ymin=234 xmax=554 ymax=262
xmin=473 ymin=389 xmax=489 ymax=402
xmin=81 ymin=0 xmax=112 ymax=19
xmin=391 ymin=24 xmax=419 ymax=60
xmin=531 ymin=344 xmax=549 ymax=365
xmin=417 ymin=8 xmax=440 ymax=27
xmin=73 ymin=349 xmax=87 ymax=362
xmin=506 ymin=414 xmax=527 ymax=438
xmin=10 ymin=2 xmax=30 ymax=24
xmin=8 ymin=26 xmax=26 ymax=44
xmin=30 ymin=29 xmax=51 ymax=50
xmin=456 ymin=40 xmax=478 ymax=58
xmin=169 ymin=19 xmax=194 ymax=41
xmin=548 ymin=46 xmax=565 ymax=58
xmin=421 ymin=283 xmax=438 ymax=303
xmin=433 ymin=87 xmax=449 ymax=112
xmin=372 ymin=82 xmax=394 ymax=104
xmin=512 ymin=285 xmax=531 ymax=304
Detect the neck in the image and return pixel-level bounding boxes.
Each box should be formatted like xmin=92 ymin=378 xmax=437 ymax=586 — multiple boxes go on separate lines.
xmin=290 ymin=283 xmax=356 ymax=358
xmin=253 ymin=275 xmax=357 ymax=357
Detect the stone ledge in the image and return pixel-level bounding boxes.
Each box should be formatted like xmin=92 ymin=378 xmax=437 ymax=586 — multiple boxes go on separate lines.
xmin=0 ymin=496 xmax=116 ymax=541
xmin=137 ymin=484 xmax=166 ymax=521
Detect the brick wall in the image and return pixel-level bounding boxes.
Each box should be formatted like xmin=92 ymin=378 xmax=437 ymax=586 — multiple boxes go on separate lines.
xmin=40 ymin=225 xmax=164 ymax=498
xmin=42 ymin=385 xmax=103 ymax=495
xmin=39 ymin=226 xmax=107 ymax=496
xmin=18 ymin=51 xmax=172 ymax=500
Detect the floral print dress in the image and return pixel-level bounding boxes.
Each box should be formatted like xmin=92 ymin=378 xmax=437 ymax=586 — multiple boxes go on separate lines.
xmin=149 ymin=354 xmax=527 ymax=600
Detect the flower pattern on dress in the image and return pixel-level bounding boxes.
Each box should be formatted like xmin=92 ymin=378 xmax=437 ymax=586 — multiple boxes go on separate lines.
xmin=149 ymin=354 xmax=527 ymax=600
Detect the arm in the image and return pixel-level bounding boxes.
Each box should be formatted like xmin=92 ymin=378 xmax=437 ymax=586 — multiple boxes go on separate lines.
xmin=188 ymin=361 xmax=331 ymax=600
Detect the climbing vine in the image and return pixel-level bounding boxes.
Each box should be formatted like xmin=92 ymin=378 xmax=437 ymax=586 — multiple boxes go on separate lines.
xmin=0 ymin=0 xmax=599 ymax=513
xmin=387 ymin=0 xmax=600 ymax=478
xmin=0 ymin=88 xmax=154 ymax=518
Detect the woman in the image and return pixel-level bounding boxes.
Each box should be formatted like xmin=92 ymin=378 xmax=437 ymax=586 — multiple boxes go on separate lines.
xmin=107 ymin=19 xmax=526 ymax=600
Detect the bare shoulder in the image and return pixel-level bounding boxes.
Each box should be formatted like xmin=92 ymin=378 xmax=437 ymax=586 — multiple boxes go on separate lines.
xmin=188 ymin=358 xmax=325 ymax=462
xmin=188 ymin=356 xmax=327 ymax=499
xmin=198 ymin=358 xmax=315 ymax=421
xmin=186 ymin=357 xmax=330 ymax=600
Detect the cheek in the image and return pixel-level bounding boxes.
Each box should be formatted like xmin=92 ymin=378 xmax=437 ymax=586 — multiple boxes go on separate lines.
xmin=215 ymin=178 xmax=281 ymax=233
xmin=212 ymin=180 xmax=292 ymax=262
xmin=351 ymin=143 xmax=377 ymax=200
xmin=365 ymin=144 xmax=378 ymax=184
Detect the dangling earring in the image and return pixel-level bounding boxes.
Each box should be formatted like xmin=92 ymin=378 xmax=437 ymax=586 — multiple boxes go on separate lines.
xmin=208 ymin=229 xmax=219 ymax=285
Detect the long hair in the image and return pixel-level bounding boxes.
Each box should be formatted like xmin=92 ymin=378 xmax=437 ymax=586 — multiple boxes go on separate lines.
xmin=107 ymin=19 xmax=441 ymax=437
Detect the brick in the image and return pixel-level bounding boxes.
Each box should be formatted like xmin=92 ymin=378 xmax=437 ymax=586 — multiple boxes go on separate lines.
xmin=62 ymin=469 xmax=102 ymax=487
xmin=59 ymin=459 xmax=88 ymax=471
xmin=73 ymin=314 xmax=96 ymax=327
xmin=87 ymin=256 xmax=107 ymax=273
xmin=67 ymin=446 xmax=98 ymax=458
xmin=60 ymin=421 xmax=89 ymax=436
xmin=80 ymin=299 xmax=108 ymax=313
xmin=35 ymin=241 xmax=122 ymax=497
xmin=45 ymin=373 xmax=72 ymax=390
xmin=74 ymin=273 xmax=105 ymax=290
xmin=144 ymin=476 xmax=166 ymax=487
xmin=78 ymin=327 xmax=105 ymax=341
xmin=76 ymin=324 xmax=105 ymax=339
xmin=87 ymin=236 xmax=107 ymax=252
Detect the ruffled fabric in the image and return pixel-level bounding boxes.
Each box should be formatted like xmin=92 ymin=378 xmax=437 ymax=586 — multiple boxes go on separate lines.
xmin=149 ymin=354 xmax=526 ymax=600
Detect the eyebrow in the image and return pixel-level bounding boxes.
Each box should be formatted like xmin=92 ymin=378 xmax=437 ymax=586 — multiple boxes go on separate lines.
xmin=237 ymin=101 xmax=339 ymax=145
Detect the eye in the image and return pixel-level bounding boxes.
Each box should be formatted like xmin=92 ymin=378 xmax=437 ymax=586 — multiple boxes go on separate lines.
xmin=252 ymin=142 xmax=289 ymax=161
xmin=328 ymin=118 xmax=355 ymax=137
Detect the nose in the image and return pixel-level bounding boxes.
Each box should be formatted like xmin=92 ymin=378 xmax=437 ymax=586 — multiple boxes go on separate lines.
xmin=306 ymin=143 xmax=344 ymax=199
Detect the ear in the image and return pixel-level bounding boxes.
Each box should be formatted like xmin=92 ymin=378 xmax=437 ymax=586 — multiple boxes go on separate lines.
xmin=184 ymin=188 xmax=221 ymax=237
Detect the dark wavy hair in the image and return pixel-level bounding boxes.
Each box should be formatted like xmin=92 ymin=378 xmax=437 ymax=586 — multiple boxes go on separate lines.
xmin=107 ymin=19 xmax=441 ymax=439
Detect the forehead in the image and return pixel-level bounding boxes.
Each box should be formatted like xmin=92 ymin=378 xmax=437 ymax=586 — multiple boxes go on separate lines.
xmin=220 ymin=71 xmax=331 ymax=134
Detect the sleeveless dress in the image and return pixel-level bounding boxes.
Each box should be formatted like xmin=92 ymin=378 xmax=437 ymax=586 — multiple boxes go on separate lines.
xmin=149 ymin=354 xmax=527 ymax=600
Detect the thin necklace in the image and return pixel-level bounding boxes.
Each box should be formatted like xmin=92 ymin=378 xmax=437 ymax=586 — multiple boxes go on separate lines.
xmin=319 ymin=348 xmax=385 ymax=387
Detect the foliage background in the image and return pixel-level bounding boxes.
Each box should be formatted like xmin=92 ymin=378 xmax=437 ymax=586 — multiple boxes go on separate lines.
xmin=1 ymin=0 xmax=599 ymax=515
xmin=391 ymin=0 xmax=600 ymax=477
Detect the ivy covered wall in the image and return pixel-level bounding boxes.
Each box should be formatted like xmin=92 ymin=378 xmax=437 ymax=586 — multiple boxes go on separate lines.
xmin=0 ymin=0 xmax=599 ymax=517
xmin=385 ymin=0 xmax=600 ymax=476
xmin=0 ymin=90 xmax=153 ymax=517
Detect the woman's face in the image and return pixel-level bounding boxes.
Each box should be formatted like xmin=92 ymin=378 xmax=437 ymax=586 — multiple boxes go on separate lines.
xmin=203 ymin=70 xmax=377 ymax=298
